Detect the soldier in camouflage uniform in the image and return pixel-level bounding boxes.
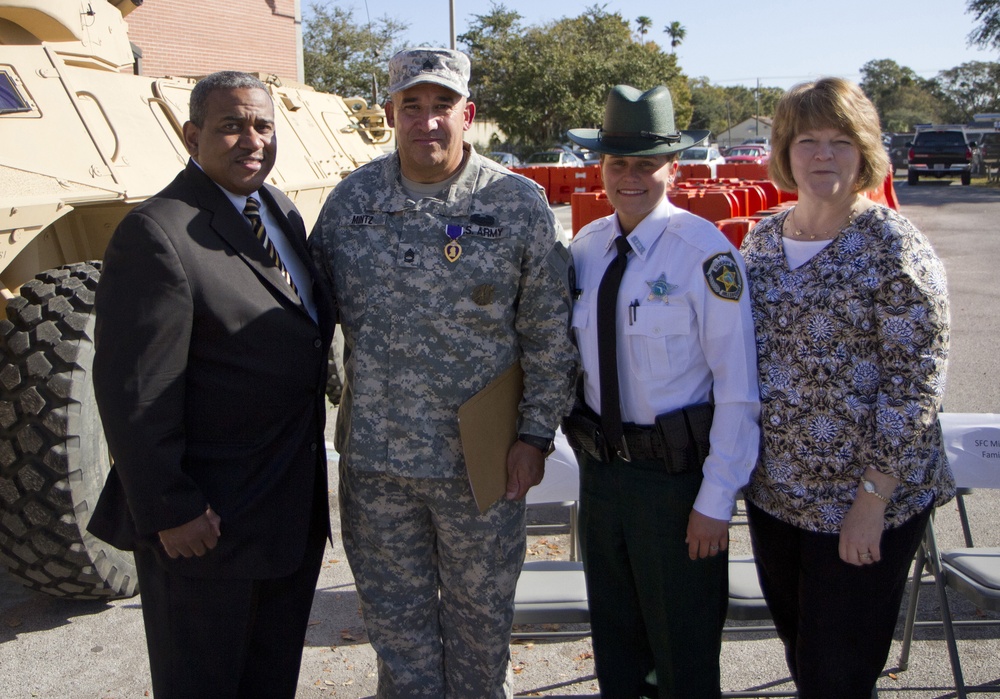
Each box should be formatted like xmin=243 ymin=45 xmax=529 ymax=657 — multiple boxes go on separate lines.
xmin=308 ymin=48 xmax=577 ymax=699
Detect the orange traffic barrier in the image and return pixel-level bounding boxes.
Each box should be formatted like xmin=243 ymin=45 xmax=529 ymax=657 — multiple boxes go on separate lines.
xmin=567 ymin=168 xmax=900 ymax=237
xmin=549 ymin=165 xmax=602 ymax=205
xmin=771 ymin=186 xmax=798 ymax=204
xmin=734 ymin=184 xmax=766 ymax=217
xmin=512 ymin=167 xmax=550 ymax=200
xmin=882 ymin=175 xmax=898 ymax=210
xmin=748 ymin=180 xmax=781 ymax=209
xmin=687 ymin=190 xmax=738 ymax=223
xmin=716 ymin=163 xmax=739 ymax=179
xmin=667 ymin=189 xmax=690 ymax=211
xmin=864 ymin=173 xmax=899 ymax=210
xmin=678 ymin=164 xmax=712 ymax=180
xmin=570 ymin=191 xmax=613 ymax=236
xmin=724 ymin=187 xmax=749 ymax=217
xmin=716 ymin=217 xmax=757 ymax=249
xmin=748 ymin=204 xmax=794 ymax=222
xmin=733 ymin=162 xmax=769 ymax=181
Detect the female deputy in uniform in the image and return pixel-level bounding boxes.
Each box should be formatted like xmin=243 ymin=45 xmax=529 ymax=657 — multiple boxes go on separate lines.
xmin=739 ymin=77 xmax=955 ymax=698
xmin=563 ymin=85 xmax=760 ymax=698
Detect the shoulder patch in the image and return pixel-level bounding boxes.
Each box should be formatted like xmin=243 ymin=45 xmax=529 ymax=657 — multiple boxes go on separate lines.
xmin=702 ymin=251 xmax=743 ymax=301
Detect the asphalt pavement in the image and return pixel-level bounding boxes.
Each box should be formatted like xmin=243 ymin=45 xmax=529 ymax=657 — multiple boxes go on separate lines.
xmin=1 ymin=178 xmax=999 ymax=698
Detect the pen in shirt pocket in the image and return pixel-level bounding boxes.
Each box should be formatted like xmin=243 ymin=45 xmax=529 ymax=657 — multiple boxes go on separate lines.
xmin=629 ymin=300 xmax=639 ymax=325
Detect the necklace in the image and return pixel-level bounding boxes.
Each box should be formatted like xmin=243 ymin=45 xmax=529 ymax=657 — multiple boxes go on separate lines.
xmin=788 ymin=205 xmax=857 ymax=241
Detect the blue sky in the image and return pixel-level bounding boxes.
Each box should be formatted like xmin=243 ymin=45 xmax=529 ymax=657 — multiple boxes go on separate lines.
xmin=310 ymin=0 xmax=998 ymax=89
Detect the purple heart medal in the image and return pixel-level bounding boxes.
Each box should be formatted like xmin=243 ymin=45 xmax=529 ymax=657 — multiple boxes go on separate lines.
xmin=444 ymin=224 xmax=464 ymax=262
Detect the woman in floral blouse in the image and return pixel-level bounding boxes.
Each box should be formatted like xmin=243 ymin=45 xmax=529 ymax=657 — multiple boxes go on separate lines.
xmin=739 ymin=77 xmax=955 ymax=699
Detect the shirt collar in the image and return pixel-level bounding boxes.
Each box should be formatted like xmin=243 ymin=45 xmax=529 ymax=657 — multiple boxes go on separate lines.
xmin=380 ymin=143 xmax=477 ymax=214
xmin=191 ymin=159 xmax=259 ymax=215
xmin=601 ymin=197 xmax=678 ymax=260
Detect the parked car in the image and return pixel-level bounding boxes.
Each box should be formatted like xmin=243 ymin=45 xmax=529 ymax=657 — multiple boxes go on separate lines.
xmin=979 ymin=132 xmax=1000 ymax=181
xmin=907 ymin=128 xmax=973 ymax=186
xmin=886 ymin=133 xmax=914 ymax=175
xmin=523 ymin=150 xmax=585 ymax=167
xmin=677 ymin=145 xmax=726 ymax=177
xmin=486 ymin=151 xmax=522 ymax=168
xmin=723 ymin=144 xmax=770 ymax=164
xmin=569 ymin=147 xmax=600 ymax=166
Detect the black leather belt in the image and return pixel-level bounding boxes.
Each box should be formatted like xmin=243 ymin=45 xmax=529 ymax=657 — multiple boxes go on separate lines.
xmin=562 ymin=409 xmax=663 ymax=463
xmin=562 ymin=403 xmax=712 ymax=474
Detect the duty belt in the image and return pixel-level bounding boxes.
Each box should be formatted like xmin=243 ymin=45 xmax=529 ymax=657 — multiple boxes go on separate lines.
xmin=562 ymin=402 xmax=713 ymax=474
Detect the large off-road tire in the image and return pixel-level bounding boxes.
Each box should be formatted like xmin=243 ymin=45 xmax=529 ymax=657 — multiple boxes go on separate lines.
xmin=0 ymin=262 xmax=136 ymax=599
xmin=961 ymin=171 xmax=971 ymax=186
xmin=907 ymin=171 xmax=919 ymax=186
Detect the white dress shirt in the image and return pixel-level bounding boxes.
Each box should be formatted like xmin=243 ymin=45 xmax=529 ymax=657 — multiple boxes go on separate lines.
xmin=569 ymin=197 xmax=761 ymax=520
xmin=221 ymin=188 xmax=318 ymax=324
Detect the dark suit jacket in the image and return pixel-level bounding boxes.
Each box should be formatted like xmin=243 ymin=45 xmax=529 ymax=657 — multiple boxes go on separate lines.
xmin=88 ymin=161 xmax=334 ymax=579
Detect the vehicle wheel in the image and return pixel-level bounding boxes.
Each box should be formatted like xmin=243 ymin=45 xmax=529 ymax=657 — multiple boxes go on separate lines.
xmin=961 ymin=171 xmax=971 ymax=186
xmin=907 ymin=171 xmax=918 ymax=186
xmin=0 ymin=262 xmax=137 ymax=600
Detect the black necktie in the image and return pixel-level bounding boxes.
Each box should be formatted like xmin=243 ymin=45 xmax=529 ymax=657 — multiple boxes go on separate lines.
xmin=597 ymin=235 xmax=631 ymax=455
xmin=243 ymin=196 xmax=298 ymax=297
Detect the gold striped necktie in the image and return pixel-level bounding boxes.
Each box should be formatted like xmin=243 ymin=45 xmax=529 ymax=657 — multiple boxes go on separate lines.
xmin=243 ymin=196 xmax=298 ymax=296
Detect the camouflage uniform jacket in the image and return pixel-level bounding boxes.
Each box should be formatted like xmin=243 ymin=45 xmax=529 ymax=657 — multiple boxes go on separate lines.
xmin=310 ymin=145 xmax=577 ymax=479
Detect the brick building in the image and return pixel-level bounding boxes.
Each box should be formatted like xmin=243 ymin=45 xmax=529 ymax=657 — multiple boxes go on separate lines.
xmin=124 ymin=0 xmax=304 ymax=83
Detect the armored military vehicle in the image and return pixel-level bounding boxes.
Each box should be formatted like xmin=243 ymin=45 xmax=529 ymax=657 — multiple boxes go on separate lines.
xmin=0 ymin=0 xmax=387 ymax=599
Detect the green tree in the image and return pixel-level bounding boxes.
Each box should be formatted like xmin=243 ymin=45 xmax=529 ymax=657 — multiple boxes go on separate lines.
xmin=664 ymin=21 xmax=686 ymax=53
xmin=967 ymin=0 xmax=1000 ymax=51
xmin=755 ymin=86 xmax=784 ymax=118
xmin=302 ymin=1 xmax=408 ymax=105
xmin=860 ymin=59 xmax=945 ymax=131
xmin=936 ymin=61 xmax=1000 ymax=121
xmin=688 ymin=80 xmax=785 ymax=142
xmin=460 ymin=4 xmax=690 ymax=149
xmin=688 ymin=79 xmax=730 ymax=136
xmin=635 ymin=16 xmax=653 ymax=42
xmin=458 ymin=4 xmax=527 ymax=129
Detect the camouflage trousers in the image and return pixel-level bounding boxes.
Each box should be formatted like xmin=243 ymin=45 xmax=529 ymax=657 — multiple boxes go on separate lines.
xmin=339 ymin=464 xmax=526 ymax=699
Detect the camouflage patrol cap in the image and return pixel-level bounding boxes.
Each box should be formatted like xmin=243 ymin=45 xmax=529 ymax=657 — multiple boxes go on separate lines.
xmin=387 ymin=47 xmax=471 ymax=98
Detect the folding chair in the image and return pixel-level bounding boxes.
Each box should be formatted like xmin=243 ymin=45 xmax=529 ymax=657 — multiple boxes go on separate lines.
xmin=721 ymin=499 xmax=798 ymax=698
xmin=726 ymin=556 xmax=774 ymax=630
xmin=512 ymin=559 xmax=590 ymax=640
xmin=515 ymin=438 xmax=780 ymax=642
xmin=898 ymin=412 xmax=1000 ymax=698
xmin=723 ymin=493 xmax=777 ymax=630
xmin=524 ymin=430 xmax=581 ymax=561
xmin=513 ymin=430 xmax=590 ymax=640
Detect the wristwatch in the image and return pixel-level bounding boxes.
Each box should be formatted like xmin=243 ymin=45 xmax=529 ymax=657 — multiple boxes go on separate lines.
xmin=518 ymin=433 xmax=554 ymax=455
xmin=860 ymin=477 xmax=892 ymax=505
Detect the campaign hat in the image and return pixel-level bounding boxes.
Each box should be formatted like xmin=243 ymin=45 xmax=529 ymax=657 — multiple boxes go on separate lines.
xmin=567 ymin=85 xmax=709 ymax=156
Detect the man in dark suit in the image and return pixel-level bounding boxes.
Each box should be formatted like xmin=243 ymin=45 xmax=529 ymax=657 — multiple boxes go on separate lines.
xmin=87 ymin=71 xmax=334 ymax=699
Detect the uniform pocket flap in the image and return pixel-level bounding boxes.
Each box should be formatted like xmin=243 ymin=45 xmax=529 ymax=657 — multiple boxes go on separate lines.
xmin=624 ymin=306 xmax=691 ymax=338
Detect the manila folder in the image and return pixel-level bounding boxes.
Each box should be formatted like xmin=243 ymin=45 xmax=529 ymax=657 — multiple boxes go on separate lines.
xmin=458 ymin=361 xmax=524 ymax=514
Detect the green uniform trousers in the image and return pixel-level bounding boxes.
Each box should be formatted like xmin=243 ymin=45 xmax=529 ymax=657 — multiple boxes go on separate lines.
xmin=577 ymin=450 xmax=728 ymax=699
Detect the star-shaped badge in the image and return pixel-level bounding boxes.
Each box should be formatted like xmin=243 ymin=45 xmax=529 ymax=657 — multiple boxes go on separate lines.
xmin=646 ymin=273 xmax=678 ymax=302
xmin=715 ymin=267 xmax=738 ymax=293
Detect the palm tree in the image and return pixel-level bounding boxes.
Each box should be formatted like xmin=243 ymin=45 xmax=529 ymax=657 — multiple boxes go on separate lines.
xmin=635 ymin=16 xmax=653 ymax=42
xmin=664 ymin=21 xmax=686 ymax=53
